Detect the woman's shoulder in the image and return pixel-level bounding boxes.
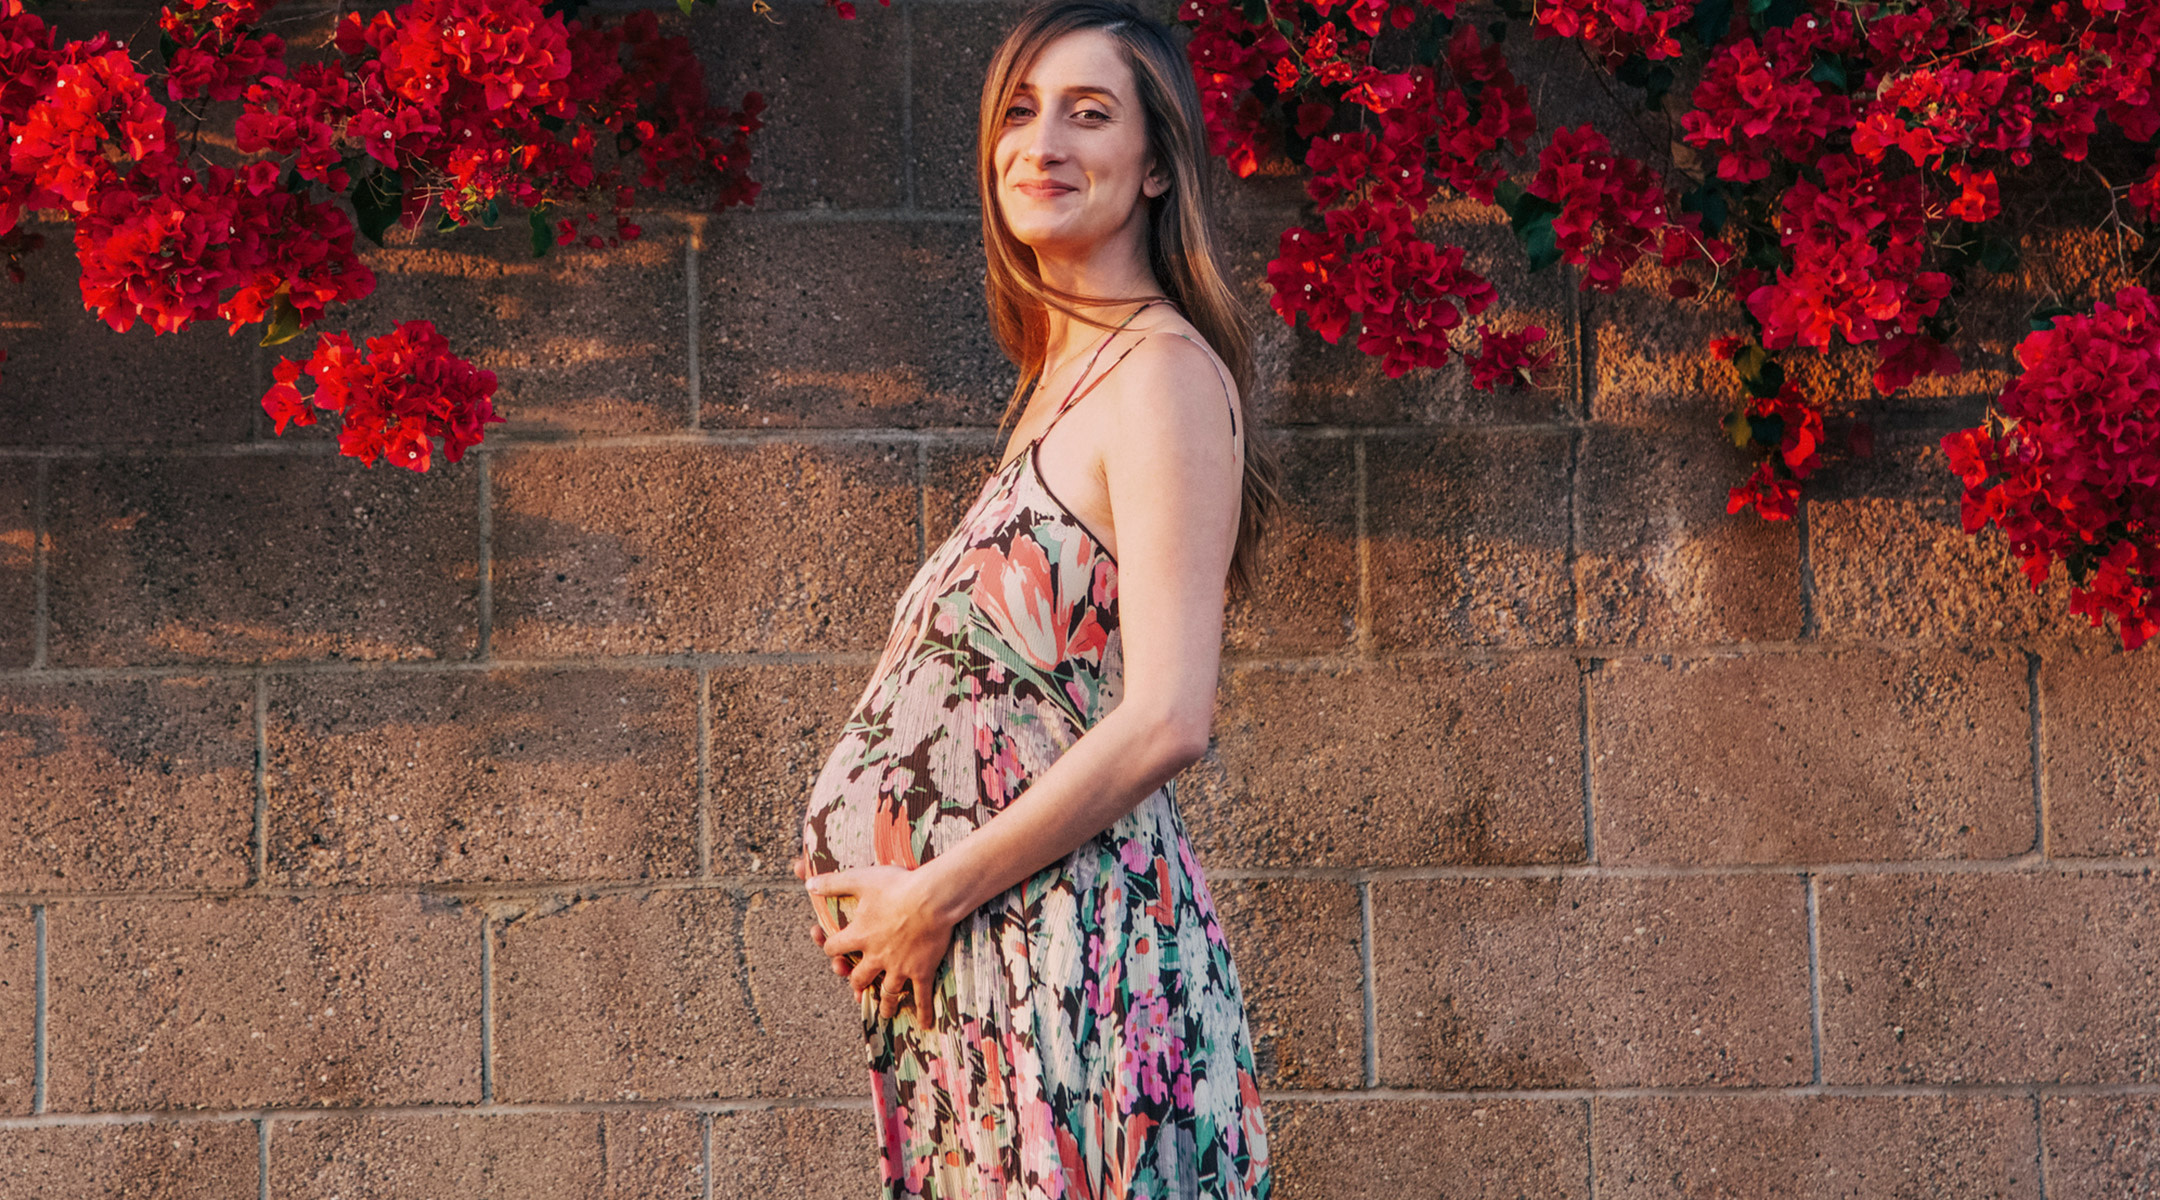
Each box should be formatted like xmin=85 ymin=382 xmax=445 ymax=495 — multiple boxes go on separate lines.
xmin=1099 ymin=310 xmax=1242 ymax=451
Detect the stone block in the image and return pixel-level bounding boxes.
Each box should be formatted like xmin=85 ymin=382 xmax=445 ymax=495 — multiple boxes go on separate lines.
xmin=0 ymin=217 xmax=256 ymax=448
xmin=1179 ymin=657 xmax=1584 ymax=868
xmin=1818 ymin=871 xmax=2160 ymax=1085
xmin=1365 ymin=430 xmax=1574 ymax=648
xmin=0 ymin=907 xmax=29 ymax=1115
xmin=1595 ymin=1094 xmax=2041 ymax=1198
xmin=309 ymin=217 xmax=693 ymax=438
xmin=2044 ymin=1095 xmax=2160 ymax=1197
xmin=0 ymin=462 xmax=28 ymax=668
xmin=46 ymin=895 xmax=481 ymax=1110
xmin=698 ymin=220 xmax=1013 ymax=428
xmin=1591 ymin=649 xmax=2034 ymax=864
xmin=0 ymin=1122 xmax=258 ymax=1199
xmin=1222 ymin=433 xmax=1358 ymax=656
xmin=1210 ymin=879 xmax=1364 ymax=1089
xmin=709 ymin=1106 xmax=880 ymax=1200
xmin=1808 ymin=427 xmax=2118 ymax=647
xmin=266 ymin=669 xmax=699 ymax=885
xmin=0 ymin=677 xmax=255 ymax=890
xmin=1575 ymin=424 xmax=1803 ymax=646
xmin=688 ymin=0 xmax=908 ymax=211
xmin=46 ymin=455 xmax=479 ymax=666
xmin=709 ymin=662 xmax=866 ymax=876
xmin=269 ymin=1110 xmax=703 ymax=1198
xmin=492 ymin=888 xmax=862 ymax=1102
xmin=1265 ymin=1097 xmax=1589 ymax=1199
xmin=489 ymin=442 xmax=919 ymax=656
xmin=2043 ymin=646 xmax=2160 ymax=857
xmin=1373 ymin=875 xmax=1812 ymax=1088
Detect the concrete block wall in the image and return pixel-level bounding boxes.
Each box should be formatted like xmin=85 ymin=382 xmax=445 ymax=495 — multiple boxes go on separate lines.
xmin=1 ymin=0 xmax=2154 ymax=1194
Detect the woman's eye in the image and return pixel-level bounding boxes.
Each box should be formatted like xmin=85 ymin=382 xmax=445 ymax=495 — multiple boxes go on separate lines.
xmin=1076 ymin=109 xmax=1109 ymax=122
xmin=1005 ymin=104 xmax=1035 ymax=120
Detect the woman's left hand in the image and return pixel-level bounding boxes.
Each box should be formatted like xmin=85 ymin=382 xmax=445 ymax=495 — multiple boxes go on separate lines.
xmin=805 ymin=864 xmax=957 ymax=1021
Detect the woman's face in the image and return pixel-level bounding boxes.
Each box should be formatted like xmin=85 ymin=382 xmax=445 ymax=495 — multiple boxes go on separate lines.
xmin=992 ymin=28 xmax=1165 ymax=261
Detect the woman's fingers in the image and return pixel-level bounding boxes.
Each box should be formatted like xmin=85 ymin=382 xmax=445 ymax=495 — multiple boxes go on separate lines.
xmin=847 ymin=954 xmax=883 ymax=997
xmin=878 ymin=977 xmax=907 ymax=1022
xmin=790 ymin=854 xmax=807 ymax=881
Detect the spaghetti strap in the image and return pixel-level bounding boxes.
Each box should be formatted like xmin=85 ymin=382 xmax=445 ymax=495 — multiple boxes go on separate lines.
xmin=1155 ymin=328 xmax=1240 ymax=441
xmin=1031 ymin=300 xmax=1163 ymax=447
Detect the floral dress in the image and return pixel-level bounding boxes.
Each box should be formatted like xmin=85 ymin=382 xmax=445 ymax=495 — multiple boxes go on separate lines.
xmin=800 ymin=304 xmax=1273 ymax=1200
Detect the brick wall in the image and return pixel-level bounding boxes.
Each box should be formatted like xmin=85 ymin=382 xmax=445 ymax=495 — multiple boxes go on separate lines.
xmin=2 ymin=0 xmax=2156 ymax=1195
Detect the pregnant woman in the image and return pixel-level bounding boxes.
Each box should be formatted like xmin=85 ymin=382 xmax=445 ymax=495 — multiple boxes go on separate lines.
xmin=791 ymin=2 xmax=1279 ymax=1195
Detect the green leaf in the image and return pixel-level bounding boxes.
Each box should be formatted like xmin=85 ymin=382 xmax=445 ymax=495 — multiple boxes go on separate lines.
xmin=349 ymin=166 xmax=403 ymax=247
xmin=529 ymin=206 xmax=555 ymax=258
xmin=158 ymin=30 xmax=178 ymax=65
xmin=1979 ymin=237 xmax=2017 ymax=273
xmin=1808 ymin=52 xmax=1848 ymax=92
xmin=1746 ymin=357 xmax=1786 ymax=399
xmin=1747 ymin=411 xmax=1787 ymax=446
xmin=677 ymin=0 xmax=693 ymax=12
xmin=480 ymin=198 xmax=501 ymax=230
xmin=1238 ymin=0 xmax=1269 ymax=27
xmin=435 ymin=207 xmax=463 ymax=233
xmin=1722 ymin=404 xmax=1755 ymax=448
xmin=258 ymin=291 xmax=303 ymax=348
xmin=1692 ymin=0 xmax=1734 ymax=43
xmin=1681 ymin=183 xmax=1729 ymax=236
xmin=1498 ymin=183 xmax=1564 ymax=273
xmin=2029 ymin=304 xmax=2075 ymax=331
xmin=1752 ymin=0 xmax=1804 ymax=30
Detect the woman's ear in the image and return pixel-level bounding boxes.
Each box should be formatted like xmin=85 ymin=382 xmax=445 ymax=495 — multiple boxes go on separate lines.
xmin=1143 ymin=158 xmax=1170 ymax=199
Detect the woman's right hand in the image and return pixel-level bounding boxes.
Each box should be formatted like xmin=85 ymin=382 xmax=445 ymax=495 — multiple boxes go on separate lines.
xmin=792 ymin=852 xmax=850 ymax=978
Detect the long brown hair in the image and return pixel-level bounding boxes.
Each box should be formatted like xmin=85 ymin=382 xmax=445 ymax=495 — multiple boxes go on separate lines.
xmin=977 ymin=0 xmax=1280 ymax=603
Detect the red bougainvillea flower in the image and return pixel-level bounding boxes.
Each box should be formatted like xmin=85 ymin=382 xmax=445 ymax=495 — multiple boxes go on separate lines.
xmin=262 ymin=319 xmax=502 ymax=471
xmin=1944 ymin=286 xmax=2160 ymax=649
xmin=1726 ymin=381 xmax=1825 ymax=521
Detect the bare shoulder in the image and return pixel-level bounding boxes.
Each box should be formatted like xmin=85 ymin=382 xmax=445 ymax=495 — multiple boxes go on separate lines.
xmin=1099 ymin=317 xmax=1242 ymax=463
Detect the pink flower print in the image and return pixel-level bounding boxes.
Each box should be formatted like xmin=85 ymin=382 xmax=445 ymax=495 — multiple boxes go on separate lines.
xmin=1117 ymin=838 xmax=1152 ymax=874
xmin=1065 ymin=677 xmax=1089 ymax=713
xmin=1205 ymin=918 xmax=1225 ymax=945
xmin=1090 ymin=558 xmax=1117 ymax=608
xmin=987 ymin=661 xmax=1006 ymax=683
xmin=957 ymin=538 xmax=1067 ymax=672
xmin=933 ymin=604 xmax=958 ymax=636
xmin=1173 ymin=1069 xmax=1195 ymax=1108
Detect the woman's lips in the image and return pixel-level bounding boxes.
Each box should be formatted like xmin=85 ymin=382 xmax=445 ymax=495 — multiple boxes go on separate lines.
xmin=1013 ymin=180 xmax=1076 ymax=198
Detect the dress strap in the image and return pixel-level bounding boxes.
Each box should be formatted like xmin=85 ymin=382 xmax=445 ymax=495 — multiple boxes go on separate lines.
xmin=1034 ymin=300 xmax=1164 ymax=446
xmin=1151 ymin=329 xmax=1239 ymax=441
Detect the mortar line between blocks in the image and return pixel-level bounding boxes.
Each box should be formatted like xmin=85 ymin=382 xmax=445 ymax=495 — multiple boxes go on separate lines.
xmin=1806 ymin=873 xmax=1825 ymax=1085
xmin=253 ymin=675 xmax=270 ymax=887
xmin=480 ymin=915 xmax=495 ymax=1105
xmin=702 ymin=1110 xmax=716 ymax=1200
xmin=1585 ymin=1095 xmax=1597 ymax=1200
xmin=1579 ymin=657 xmax=1596 ymax=863
xmin=698 ymin=667 xmax=713 ymax=879
xmin=1566 ymin=426 xmax=1583 ymax=648
xmin=476 ymin=455 xmax=494 ymax=660
xmin=258 ymin=1117 xmax=271 ymax=1200
xmin=32 ymin=903 xmax=47 ymax=1114
xmin=30 ymin=458 xmax=49 ymax=670
xmin=686 ymin=215 xmax=704 ymax=430
xmin=2027 ymin=650 xmax=2047 ymax=858
xmin=900 ymin=0 xmax=917 ymax=211
xmin=1359 ymin=880 xmax=1377 ymax=1088
xmin=2033 ymin=1090 xmax=2050 ymax=1200
xmin=1353 ymin=439 xmax=1371 ymax=659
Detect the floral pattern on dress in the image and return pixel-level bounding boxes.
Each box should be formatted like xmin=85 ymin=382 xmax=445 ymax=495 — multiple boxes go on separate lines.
xmin=802 ymin=439 xmax=1273 ymax=1200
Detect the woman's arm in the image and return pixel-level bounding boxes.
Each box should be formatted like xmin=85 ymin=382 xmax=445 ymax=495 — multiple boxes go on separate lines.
xmin=806 ymin=335 xmax=1244 ymax=1019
